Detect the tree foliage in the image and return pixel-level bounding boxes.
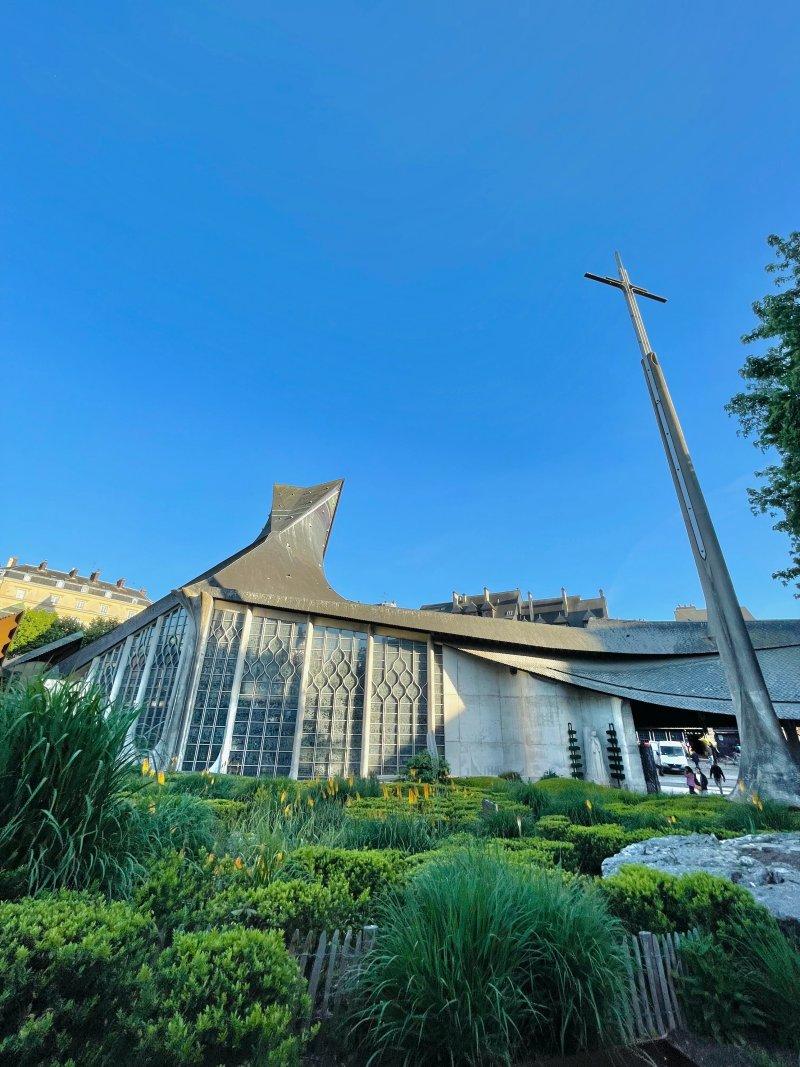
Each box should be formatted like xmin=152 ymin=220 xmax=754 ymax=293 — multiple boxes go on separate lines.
xmin=727 ymin=232 xmax=800 ymax=590
xmin=7 ymin=610 xmax=118 ymax=656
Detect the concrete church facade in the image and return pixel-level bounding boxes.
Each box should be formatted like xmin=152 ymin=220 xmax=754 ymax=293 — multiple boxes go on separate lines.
xmin=54 ymin=480 xmax=800 ymax=790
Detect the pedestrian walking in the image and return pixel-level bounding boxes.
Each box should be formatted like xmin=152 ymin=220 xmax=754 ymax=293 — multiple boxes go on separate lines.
xmin=696 ymin=769 xmax=709 ymax=794
xmin=691 ymin=750 xmax=701 ymax=772
xmin=709 ymin=762 xmax=726 ymax=795
xmin=684 ymin=766 xmax=697 ymax=794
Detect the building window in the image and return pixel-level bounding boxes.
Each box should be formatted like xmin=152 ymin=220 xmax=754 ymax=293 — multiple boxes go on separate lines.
xmin=228 ymin=614 xmax=307 ymax=779
xmin=99 ymin=604 xmax=109 ymax=615
xmin=50 ymin=595 xmax=61 ymax=606
xmin=81 ymin=585 xmax=88 ymax=593
xmin=117 ymin=623 xmax=156 ymax=707
xmin=369 ymin=635 xmax=429 ymax=776
xmin=182 ymin=608 xmax=245 ymax=772
xmin=75 ymin=599 xmax=86 ymax=610
xmin=56 ymin=580 xmax=65 ymax=588
xmin=432 ymin=643 xmax=445 ymax=759
xmin=298 ymin=625 xmax=366 ymax=779
xmin=92 ymin=642 xmax=126 ymax=701
xmin=15 ymin=589 xmax=27 ymax=600
xmin=22 ymin=574 xmax=31 ymax=582
xmin=104 ymin=591 xmax=112 ymax=598
xmin=135 ymin=607 xmax=189 ymax=750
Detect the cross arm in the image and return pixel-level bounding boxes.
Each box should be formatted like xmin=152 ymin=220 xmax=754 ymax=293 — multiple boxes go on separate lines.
xmin=584 ymin=272 xmax=667 ymax=303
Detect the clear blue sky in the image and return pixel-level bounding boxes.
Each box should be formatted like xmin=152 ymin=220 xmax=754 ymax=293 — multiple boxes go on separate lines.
xmin=3 ymin=3 xmax=799 ymax=620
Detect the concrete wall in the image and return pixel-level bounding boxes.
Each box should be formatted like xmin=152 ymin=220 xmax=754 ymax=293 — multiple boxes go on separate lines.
xmin=442 ymin=646 xmax=646 ymax=790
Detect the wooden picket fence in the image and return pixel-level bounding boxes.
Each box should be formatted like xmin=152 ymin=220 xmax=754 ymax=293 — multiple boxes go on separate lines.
xmin=289 ymin=924 xmax=697 ymax=1038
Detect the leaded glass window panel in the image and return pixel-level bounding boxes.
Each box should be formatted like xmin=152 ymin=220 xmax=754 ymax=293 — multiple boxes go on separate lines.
xmin=117 ymin=623 xmax=157 ymax=708
xmin=227 ymin=615 xmax=306 ymax=778
xmin=181 ymin=608 xmax=244 ymax=772
xmin=433 ymin=643 xmax=445 ymax=758
xmin=135 ymin=607 xmax=189 ymax=749
xmin=298 ymin=626 xmax=366 ymax=779
xmin=369 ymin=635 xmax=429 ymax=776
xmin=91 ymin=641 xmax=125 ymax=701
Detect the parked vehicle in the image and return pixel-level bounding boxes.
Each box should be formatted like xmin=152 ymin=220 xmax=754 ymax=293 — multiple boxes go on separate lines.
xmin=653 ymin=741 xmax=686 ymax=774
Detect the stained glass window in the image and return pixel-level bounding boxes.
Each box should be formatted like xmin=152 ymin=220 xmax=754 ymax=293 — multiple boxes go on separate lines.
xmin=227 ymin=614 xmax=306 ymax=778
xmin=298 ymin=625 xmax=366 ymax=779
xmin=117 ymin=623 xmax=156 ymax=709
xmin=433 ymin=642 xmax=446 ymax=758
xmin=368 ymin=635 xmax=429 ymax=775
xmin=135 ymin=607 xmax=189 ymax=749
xmin=181 ymin=608 xmax=244 ymax=772
xmin=91 ymin=641 xmax=125 ymax=701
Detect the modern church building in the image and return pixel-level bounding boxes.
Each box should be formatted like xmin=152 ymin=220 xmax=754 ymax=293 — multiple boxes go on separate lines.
xmin=49 ymin=480 xmax=800 ymax=788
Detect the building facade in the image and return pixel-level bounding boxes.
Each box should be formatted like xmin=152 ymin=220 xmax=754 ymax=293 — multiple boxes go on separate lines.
xmin=51 ymin=481 xmax=800 ymax=788
xmin=0 ymin=558 xmax=150 ymax=626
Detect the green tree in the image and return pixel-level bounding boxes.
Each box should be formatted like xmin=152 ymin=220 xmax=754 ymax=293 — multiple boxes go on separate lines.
xmin=7 ymin=609 xmax=80 ymax=656
xmin=727 ymin=232 xmax=800 ymax=591
xmin=80 ymin=616 xmax=120 ymax=646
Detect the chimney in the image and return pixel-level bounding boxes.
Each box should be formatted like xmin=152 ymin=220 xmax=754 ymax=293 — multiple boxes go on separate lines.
xmin=6 ymin=556 xmax=17 ymax=567
xmin=69 ymin=568 xmax=78 ymax=578
xmin=483 ymin=587 xmax=490 ymax=603
xmin=116 ymin=578 xmax=126 ymax=588
xmin=38 ymin=560 xmax=48 ymax=571
xmin=89 ymin=570 xmax=100 ymax=583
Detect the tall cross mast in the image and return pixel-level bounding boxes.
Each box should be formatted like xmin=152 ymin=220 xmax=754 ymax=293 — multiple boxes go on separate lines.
xmin=586 ymin=254 xmax=800 ymax=803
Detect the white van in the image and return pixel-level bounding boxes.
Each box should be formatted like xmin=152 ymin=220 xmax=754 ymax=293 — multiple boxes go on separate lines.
xmin=654 ymin=741 xmax=686 ymax=774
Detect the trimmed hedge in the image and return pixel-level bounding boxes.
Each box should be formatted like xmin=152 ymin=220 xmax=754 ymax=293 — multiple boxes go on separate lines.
xmin=0 ymin=891 xmax=155 ymax=1066
xmin=203 ymin=875 xmax=366 ymax=934
xmin=135 ymin=926 xmax=310 ymax=1065
xmin=281 ymin=846 xmax=407 ymax=899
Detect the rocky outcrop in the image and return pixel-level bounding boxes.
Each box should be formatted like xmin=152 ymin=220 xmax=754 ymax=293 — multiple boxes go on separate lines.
xmin=601 ymin=832 xmax=800 ymax=926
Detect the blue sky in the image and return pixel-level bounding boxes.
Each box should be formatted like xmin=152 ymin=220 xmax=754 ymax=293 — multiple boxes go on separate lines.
xmin=3 ymin=3 xmax=799 ymax=620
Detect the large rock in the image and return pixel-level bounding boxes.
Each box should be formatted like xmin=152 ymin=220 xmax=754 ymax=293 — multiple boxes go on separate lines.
xmin=600 ymin=832 xmax=800 ymax=926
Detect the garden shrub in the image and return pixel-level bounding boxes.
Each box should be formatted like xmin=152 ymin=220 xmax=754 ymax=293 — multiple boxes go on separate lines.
xmin=282 ymin=846 xmax=407 ymax=899
xmin=567 ymin=825 xmax=655 ymax=875
xmin=135 ymin=850 xmax=245 ymax=937
xmin=347 ymin=849 xmax=627 ymax=1064
xmin=0 ymin=890 xmax=155 ymax=1066
xmin=599 ymin=865 xmax=779 ymax=936
xmin=488 ymin=837 xmax=579 ymax=871
xmin=403 ymin=751 xmax=450 ymax=783
xmin=204 ymin=875 xmax=365 ymax=934
xmin=206 ymin=797 xmax=250 ymax=827
xmin=135 ymin=926 xmax=310 ymax=1065
xmin=163 ymin=771 xmax=265 ymax=801
xmin=510 ymin=781 xmax=551 ymax=818
xmin=0 ymin=678 xmax=141 ymax=896
xmin=533 ymin=814 xmax=575 ymax=840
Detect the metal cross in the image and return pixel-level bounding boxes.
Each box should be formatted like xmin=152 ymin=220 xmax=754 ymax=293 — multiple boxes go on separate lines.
xmin=585 ymin=251 xmax=666 ymax=359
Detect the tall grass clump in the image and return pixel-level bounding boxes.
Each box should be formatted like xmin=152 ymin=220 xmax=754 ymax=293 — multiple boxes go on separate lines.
xmin=347 ymin=849 xmax=627 ymax=1065
xmin=338 ymin=813 xmax=446 ymax=853
xmin=0 ymin=677 xmax=140 ymax=896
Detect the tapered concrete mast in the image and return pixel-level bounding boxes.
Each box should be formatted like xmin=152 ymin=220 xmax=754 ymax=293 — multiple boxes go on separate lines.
xmin=586 ymin=253 xmax=800 ymax=804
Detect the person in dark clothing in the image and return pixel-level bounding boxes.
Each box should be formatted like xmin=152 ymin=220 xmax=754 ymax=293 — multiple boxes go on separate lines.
xmin=684 ymin=766 xmax=697 ymax=794
xmin=696 ymin=769 xmax=709 ymax=794
xmin=709 ymin=762 xmax=726 ymax=795
xmin=691 ymin=751 xmax=701 ymax=771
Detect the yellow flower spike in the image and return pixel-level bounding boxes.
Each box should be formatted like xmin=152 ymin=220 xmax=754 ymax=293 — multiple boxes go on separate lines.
xmin=284 ymin=804 xmax=293 ymax=816
xmin=141 ymin=758 xmax=150 ymax=776
xmin=586 ymin=799 xmax=593 ymax=811
xmin=148 ymin=803 xmax=156 ymax=814
xmin=157 ymin=771 xmax=166 ymax=786
xmin=280 ymin=790 xmax=287 ymax=804
xmin=307 ymin=796 xmax=314 ymax=808
xmin=234 ymin=857 xmax=244 ymax=870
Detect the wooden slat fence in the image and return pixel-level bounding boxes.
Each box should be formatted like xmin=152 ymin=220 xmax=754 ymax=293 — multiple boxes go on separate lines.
xmin=289 ymin=924 xmax=698 ymax=1037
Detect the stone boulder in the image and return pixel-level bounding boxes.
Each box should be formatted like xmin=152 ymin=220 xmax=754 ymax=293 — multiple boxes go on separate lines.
xmin=600 ymin=832 xmax=800 ymax=927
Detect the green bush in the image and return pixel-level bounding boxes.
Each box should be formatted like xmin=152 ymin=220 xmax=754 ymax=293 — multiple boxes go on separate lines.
xmin=163 ymin=771 xmax=266 ymax=800
xmin=567 ymin=825 xmax=655 ymax=875
xmin=135 ymin=850 xmax=224 ymax=937
xmin=533 ymin=813 xmax=574 ymax=840
xmin=403 ymin=751 xmax=450 ymax=783
xmin=206 ymin=797 xmax=250 ymax=827
xmin=204 ymin=875 xmax=365 ymax=934
xmin=347 ymin=849 xmax=627 ymax=1064
xmin=135 ymin=926 xmax=310 ymax=1065
xmin=0 ymin=678 xmax=141 ymax=896
xmin=487 ymin=837 xmax=579 ymax=871
xmin=510 ymin=781 xmax=552 ymax=819
xmin=281 ymin=846 xmax=406 ymax=899
xmin=599 ymin=865 xmax=778 ymax=936
xmin=0 ymin=890 xmax=155 ymax=1066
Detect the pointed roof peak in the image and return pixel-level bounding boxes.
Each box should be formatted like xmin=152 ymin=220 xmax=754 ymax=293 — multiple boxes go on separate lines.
xmin=184 ymin=478 xmax=346 ymax=603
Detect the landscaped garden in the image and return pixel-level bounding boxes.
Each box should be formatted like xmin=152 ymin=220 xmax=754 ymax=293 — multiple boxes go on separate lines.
xmin=3 ymin=677 xmax=800 ymax=1065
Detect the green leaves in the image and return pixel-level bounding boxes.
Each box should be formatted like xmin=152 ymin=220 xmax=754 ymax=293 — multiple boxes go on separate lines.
xmin=0 ymin=678 xmax=141 ymax=896
xmin=728 ymin=232 xmax=800 ymax=589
